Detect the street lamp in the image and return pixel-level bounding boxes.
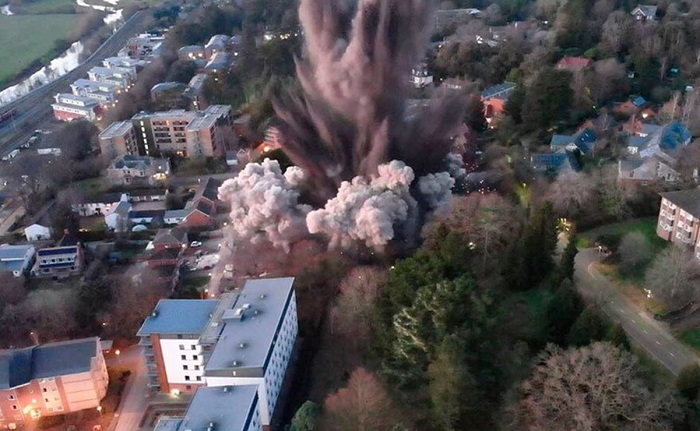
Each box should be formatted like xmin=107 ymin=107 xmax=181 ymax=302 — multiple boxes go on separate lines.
xmin=115 ymin=349 xmax=121 ymax=365
xmin=97 ymin=406 xmax=103 ymax=416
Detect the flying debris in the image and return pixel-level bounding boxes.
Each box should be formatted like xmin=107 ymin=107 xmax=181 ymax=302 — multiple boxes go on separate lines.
xmin=219 ymin=0 xmax=466 ymax=252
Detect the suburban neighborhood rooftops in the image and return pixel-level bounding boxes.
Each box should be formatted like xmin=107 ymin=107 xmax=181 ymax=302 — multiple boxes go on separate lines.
xmin=153 ymin=227 xmax=188 ymax=245
xmin=37 ymin=246 xmax=78 ymax=257
xmin=0 ymin=338 xmax=99 ymax=390
xmin=0 ymin=244 xmax=34 ymax=261
xmin=177 ymin=386 xmax=258 ymax=431
xmin=480 ymin=82 xmax=516 ymax=100
xmin=195 ymin=177 xmax=222 ymax=203
xmin=99 ymin=121 xmax=134 ymax=139
xmin=206 ymin=277 xmax=295 ymax=371
xmin=660 ymin=189 xmax=700 ymax=219
xmin=137 ymin=299 xmax=218 ymax=336
xmin=632 ymin=5 xmax=658 ymax=17
xmin=530 ymin=152 xmax=581 ymax=173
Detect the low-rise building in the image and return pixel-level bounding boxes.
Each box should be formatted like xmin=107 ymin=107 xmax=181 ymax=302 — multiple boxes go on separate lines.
xmin=555 ymin=56 xmax=593 ymax=72
xmin=205 ymin=35 xmax=230 ymax=59
xmin=164 ymin=209 xmax=189 ymax=225
xmin=129 ymin=209 xmax=165 ymax=225
xmin=656 ymin=189 xmax=700 ymax=259
xmin=411 ymin=63 xmax=433 ymax=88
xmin=631 ymin=5 xmax=657 ymax=21
xmin=549 ymin=128 xmax=597 ymax=155
xmin=618 ymin=156 xmax=680 ymax=187
xmin=138 ymin=277 xmax=298 ymax=429
xmin=178 ymin=45 xmax=205 ymax=62
xmin=530 ymin=151 xmax=581 ymax=174
xmin=126 ymin=33 xmax=164 ymax=59
xmin=204 ymin=52 xmax=231 ymax=73
xmin=0 ymin=338 xmax=108 ymax=429
xmin=0 ymin=244 xmax=35 ymax=277
xmin=481 ymin=82 xmax=516 ymax=126
xmin=106 ymin=155 xmax=171 ymax=186
xmin=104 ymin=200 xmax=132 ymax=232
xmin=87 ymin=66 xmax=133 ymax=89
xmin=24 ymin=223 xmax=51 ymax=242
xmin=184 ymin=74 xmax=208 ymax=110
xmin=626 ymin=121 xmax=692 ymax=160
xmin=72 ymin=193 xmax=127 ymax=217
xmin=70 ymin=79 xmax=120 ymax=108
xmin=152 ymin=227 xmax=189 ymax=251
xmin=31 ymin=236 xmax=83 ymax=278
xmin=51 ymin=94 xmax=100 ymax=122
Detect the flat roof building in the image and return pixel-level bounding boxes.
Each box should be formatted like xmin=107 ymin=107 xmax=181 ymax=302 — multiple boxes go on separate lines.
xmin=51 ymin=94 xmax=99 ymax=122
xmin=99 ymin=120 xmax=139 ymax=161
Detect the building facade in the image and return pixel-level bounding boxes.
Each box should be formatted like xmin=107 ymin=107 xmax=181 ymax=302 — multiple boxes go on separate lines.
xmin=0 ymin=338 xmax=108 ymax=429
xmin=51 ymin=94 xmax=99 ymax=122
xmin=106 ymin=155 xmax=170 ymax=186
xmin=99 ymin=121 xmax=139 ymax=161
xmin=656 ymin=189 xmax=700 ymax=260
xmin=31 ymin=243 xmax=83 ymax=278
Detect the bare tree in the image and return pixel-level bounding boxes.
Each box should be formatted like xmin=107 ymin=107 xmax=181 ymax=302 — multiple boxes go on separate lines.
xmin=546 ymin=171 xmax=595 ymax=219
xmin=330 ymin=267 xmax=387 ymax=345
xmin=515 ymin=342 xmax=680 ymax=431
xmin=107 ymin=273 xmax=167 ymax=339
xmin=590 ymin=59 xmax=628 ymax=105
xmin=534 ymin=0 xmax=563 ymax=21
xmin=601 ymin=11 xmax=632 ymax=54
xmin=0 ymin=273 xmax=27 ymax=306
xmin=645 ymin=247 xmax=700 ymax=310
xmin=321 ymin=368 xmax=397 ymax=431
xmin=617 ymin=232 xmax=653 ymax=276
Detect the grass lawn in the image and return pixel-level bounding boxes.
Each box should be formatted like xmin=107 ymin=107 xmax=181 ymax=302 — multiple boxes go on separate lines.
xmin=0 ymin=13 xmax=77 ymax=83
xmin=76 ymin=176 xmax=109 ymax=196
xmin=16 ymin=0 xmax=76 ymax=14
xmin=579 ymin=217 xmax=667 ymax=251
xmin=181 ymin=275 xmax=211 ymax=291
xmin=678 ymin=329 xmax=700 ymax=353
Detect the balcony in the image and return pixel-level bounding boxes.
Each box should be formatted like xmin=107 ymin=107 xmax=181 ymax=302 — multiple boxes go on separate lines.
xmin=138 ymin=338 xmax=152 ymax=347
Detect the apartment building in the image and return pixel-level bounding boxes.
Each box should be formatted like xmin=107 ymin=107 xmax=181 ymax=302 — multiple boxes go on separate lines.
xmin=138 ymin=277 xmax=298 ymax=429
xmin=0 ymin=338 xmax=108 ymax=429
xmin=99 ymin=120 xmax=139 ymax=161
xmin=71 ymin=79 xmax=120 ymax=108
xmin=656 ymin=189 xmax=700 ymax=260
xmin=51 ymin=94 xmax=99 ymax=122
xmin=105 ymin=154 xmax=170 ymax=186
xmin=131 ymin=105 xmax=235 ymax=157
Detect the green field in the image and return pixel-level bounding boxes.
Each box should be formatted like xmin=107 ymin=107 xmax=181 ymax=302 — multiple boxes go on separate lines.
xmin=15 ymin=0 xmax=76 ymax=14
xmin=679 ymin=329 xmax=700 ymax=353
xmin=579 ymin=217 xmax=667 ymax=250
xmin=0 ymin=13 xmax=77 ymax=83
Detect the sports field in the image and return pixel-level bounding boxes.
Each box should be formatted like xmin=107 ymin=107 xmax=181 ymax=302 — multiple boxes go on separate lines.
xmin=0 ymin=13 xmax=77 ymax=84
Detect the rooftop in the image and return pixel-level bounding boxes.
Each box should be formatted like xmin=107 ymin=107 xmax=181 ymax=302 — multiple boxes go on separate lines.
xmin=153 ymin=227 xmax=188 ymax=245
xmin=481 ymin=82 xmax=516 ymax=100
xmin=178 ymin=386 xmax=258 ymax=431
xmin=37 ymin=246 xmax=78 ymax=257
xmin=0 ymin=244 xmax=34 ymax=261
xmin=100 ymin=121 xmax=134 ymax=139
xmin=0 ymin=338 xmax=99 ymax=390
xmin=660 ymin=189 xmax=700 ymax=219
xmin=137 ymin=299 xmax=218 ymax=336
xmin=206 ymin=277 xmax=295 ymax=371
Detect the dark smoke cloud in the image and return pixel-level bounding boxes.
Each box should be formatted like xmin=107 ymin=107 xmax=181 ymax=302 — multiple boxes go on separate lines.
xmin=273 ymin=0 xmax=465 ymax=202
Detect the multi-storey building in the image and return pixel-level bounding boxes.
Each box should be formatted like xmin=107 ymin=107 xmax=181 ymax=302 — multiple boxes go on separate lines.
xmin=99 ymin=120 xmax=139 ymax=161
xmin=0 ymin=337 xmax=108 ymax=429
xmin=71 ymin=79 xmax=120 ymax=108
xmin=656 ymin=189 xmax=700 ymax=260
xmin=138 ymin=277 xmax=298 ymax=429
xmin=51 ymin=94 xmax=100 ymax=122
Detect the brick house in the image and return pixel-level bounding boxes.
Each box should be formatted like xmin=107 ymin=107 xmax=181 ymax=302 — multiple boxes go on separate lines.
xmin=656 ymin=189 xmax=700 ymax=260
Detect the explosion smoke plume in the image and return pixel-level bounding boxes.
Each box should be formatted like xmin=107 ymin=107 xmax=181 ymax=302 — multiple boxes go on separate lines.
xmin=273 ymin=0 xmax=465 ymax=201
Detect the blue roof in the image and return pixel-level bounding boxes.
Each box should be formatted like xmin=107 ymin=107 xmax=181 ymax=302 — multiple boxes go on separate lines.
xmin=530 ymin=152 xmax=580 ymax=173
xmin=0 ymin=338 xmax=98 ymax=390
xmin=660 ymin=122 xmax=692 ymax=152
xmin=573 ymin=128 xmax=596 ymax=154
xmin=0 ymin=260 xmax=27 ymax=272
xmin=137 ymin=300 xmax=218 ymax=336
xmin=550 ymin=134 xmax=572 ymax=148
xmin=480 ymin=82 xmax=516 ymax=99
xmin=177 ymin=386 xmax=259 ymax=431
xmin=628 ymin=135 xmax=651 ymax=148
xmin=632 ymin=96 xmax=646 ymax=107
xmin=0 ymin=245 xmax=33 ymax=261
xmin=129 ymin=210 xmax=165 ymax=219
xmin=37 ymin=246 xmax=78 ymax=256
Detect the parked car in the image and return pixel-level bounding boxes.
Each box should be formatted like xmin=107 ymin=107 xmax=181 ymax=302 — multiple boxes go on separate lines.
xmin=190 ymin=241 xmax=203 ymax=247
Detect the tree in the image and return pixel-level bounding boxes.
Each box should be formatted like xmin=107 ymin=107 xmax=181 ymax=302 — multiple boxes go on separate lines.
xmin=590 ymin=59 xmax=629 ymax=105
xmin=604 ymin=324 xmax=630 ymax=350
xmin=321 ymin=368 xmax=396 ymax=431
xmin=48 ymin=201 xmax=80 ymax=240
xmin=559 ymin=231 xmax=578 ymax=281
xmin=521 ymin=68 xmax=573 ymax=132
xmin=428 ymin=336 xmax=479 ymax=430
xmin=546 ymin=171 xmax=595 ymax=219
xmin=515 ymin=342 xmax=681 ymax=431
xmin=509 ymin=202 xmax=558 ymax=290
xmin=107 ymin=271 xmax=166 ymax=339
xmin=75 ymin=260 xmax=112 ymax=331
xmin=645 ymin=247 xmax=700 ymax=310
xmin=331 ymin=267 xmax=387 ymax=346
xmin=567 ymin=306 xmax=606 ymax=346
xmin=601 ymin=11 xmax=633 ymax=54
xmin=617 ymin=232 xmax=653 ymax=277
xmin=289 ymin=401 xmax=320 ymax=431
xmin=546 ymin=279 xmax=584 ymax=346
xmin=165 ymin=59 xmax=198 ymax=84
xmin=464 ymin=93 xmax=487 ymax=132
xmin=677 ymin=364 xmax=700 ymax=401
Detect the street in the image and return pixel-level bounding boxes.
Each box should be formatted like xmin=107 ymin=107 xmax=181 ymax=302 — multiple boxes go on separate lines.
xmin=574 ymin=248 xmax=700 ymax=375
xmin=107 ymin=346 xmax=150 ymax=431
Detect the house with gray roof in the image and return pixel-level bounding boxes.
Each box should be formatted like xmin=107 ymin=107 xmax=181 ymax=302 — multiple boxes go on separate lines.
xmin=631 ymin=5 xmax=658 ymax=21
xmin=627 ymin=121 xmax=692 ymax=162
xmin=106 ymin=155 xmax=170 ymax=186
xmin=0 ymin=337 xmax=108 ymax=428
xmin=0 ymin=244 xmax=35 ymax=277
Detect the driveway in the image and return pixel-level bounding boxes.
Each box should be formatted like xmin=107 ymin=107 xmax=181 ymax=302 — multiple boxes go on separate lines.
xmin=107 ymin=346 xmax=150 ymax=431
xmin=575 ymin=248 xmax=700 ymax=375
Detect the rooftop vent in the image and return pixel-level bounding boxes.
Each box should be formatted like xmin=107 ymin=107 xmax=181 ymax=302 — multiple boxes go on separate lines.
xmin=259 ymin=294 xmax=266 ymax=299
xmin=242 ymin=303 xmax=251 ymax=310
xmin=151 ymin=310 xmax=158 ymax=318
xmin=231 ymin=359 xmax=241 ymax=366
xmin=239 ymin=342 xmax=247 ymax=349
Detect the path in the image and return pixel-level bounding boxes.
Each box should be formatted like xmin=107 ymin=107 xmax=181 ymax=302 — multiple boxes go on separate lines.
xmin=107 ymin=346 xmax=150 ymax=431
xmin=574 ymin=248 xmax=700 ymax=375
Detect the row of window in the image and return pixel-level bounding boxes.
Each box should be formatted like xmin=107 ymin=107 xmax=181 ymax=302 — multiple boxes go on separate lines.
xmin=180 ymin=354 xmax=199 ymax=361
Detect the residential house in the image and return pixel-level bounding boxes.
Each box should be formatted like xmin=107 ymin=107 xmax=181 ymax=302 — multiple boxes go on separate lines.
xmin=129 ymin=188 xmax=167 ymax=202
xmin=204 ymin=35 xmax=230 ymax=59
xmin=152 ymin=227 xmax=189 ymax=251
xmin=31 ymin=235 xmax=83 ymax=278
xmin=146 ymin=248 xmax=182 ymax=268
xmin=549 ymin=128 xmax=597 ymax=155
xmin=24 ymin=224 xmax=51 ymax=242
xmin=0 ymin=244 xmax=35 ymax=277
xmin=104 ymin=200 xmax=132 ymax=232
xmin=204 ymin=52 xmax=231 ymax=73
xmin=656 ymin=189 xmax=700 ymax=260
xmin=191 ymin=177 xmax=222 ymax=209
xmin=481 ymin=82 xmax=516 ymax=126
xmin=106 ymin=155 xmax=170 ymax=186
xmin=129 ymin=210 xmax=165 ymax=225
xmin=0 ymin=338 xmax=108 ymax=429
xmin=555 ymin=56 xmax=593 ymax=72
xmin=631 ymin=5 xmax=658 ymax=21
xmin=72 ymin=193 xmax=126 ymax=217
xmin=411 ymin=64 xmax=433 ymax=88
xmin=150 ymin=82 xmax=186 ymax=102
xmin=178 ymin=45 xmax=205 ymax=63
xmin=138 ymin=277 xmax=298 ymax=429
xmin=614 ymin=96 xmax=647 ymax=117
xmin=618 ymin=157 xmax=680 ymax=187
xmin=626 ymin=121 xmax=692 ymax=160
xmin=530 ymin=152 xmax=581 ymax=174
xmin=164 ymin=209 xmax=190 ymax=225
xmin=180 ymin=201 xmax=215 ymax=230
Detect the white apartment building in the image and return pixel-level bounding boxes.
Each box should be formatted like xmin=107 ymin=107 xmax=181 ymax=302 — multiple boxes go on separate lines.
xmin=138 ymin=277 xmax=298 ymax=428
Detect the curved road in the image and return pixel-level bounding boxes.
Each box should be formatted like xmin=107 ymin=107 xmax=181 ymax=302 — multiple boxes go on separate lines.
xmin=0 ymin=10 xmax=149 ymax=156
xmin=574 ymin=248 xmax=700 ymax=375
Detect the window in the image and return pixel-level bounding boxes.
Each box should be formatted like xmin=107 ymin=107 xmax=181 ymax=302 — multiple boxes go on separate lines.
xmin=56 ymin=406 xmax=63 ymax=412
xmin=192 ymin=355 xmax=198 ymax=360
xmin=11 ymin=405 xmax=17 ymax=410
xmin=43 ymin=388 xmax=47 ymax=393
xmin=177 ymin=334 xmax=183 ymax=339
xmin=190 ymin=345 xmax=196 ymax=350
xmin=186 ymin=385 xmax=192 ymax=390
xmin=194 ymin=365 xmax=200 ymax=371
xmin=196 ymin=376 xmax=201 ymax=381
xmin=179 ymin=345 xmax=185 ymax=350
xmin=8 ymin=395 xmax=14 ymax=400
xmin=45 ymin=398 xmax=49 ymax=403
xmin=183 ymin=365 xmax=188 ymax=370
xmin=180 ymin=355 xmax=186 ymax=360
xmin=185 ymin=376 xmax=191 ymax=381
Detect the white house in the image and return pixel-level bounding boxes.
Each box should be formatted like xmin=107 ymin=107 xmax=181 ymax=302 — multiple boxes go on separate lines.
xmin=24 ymin=224 xmax=51 ymax=242
xmin=72 ymin=193 xmax=127 ymax=217
xmin=104 ymin=200 xmax=132 ymax=232
xmin=0 ymin=244 xmax=36 ymax=277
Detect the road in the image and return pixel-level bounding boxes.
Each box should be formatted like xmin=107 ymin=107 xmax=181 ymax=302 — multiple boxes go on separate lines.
xmin=574 ymin=248 xmax=700 ymax=375
xmin=107 ymin=346 xmax=150 ymax=431
xmin=0 ymin=10 xmax=150 ymax=156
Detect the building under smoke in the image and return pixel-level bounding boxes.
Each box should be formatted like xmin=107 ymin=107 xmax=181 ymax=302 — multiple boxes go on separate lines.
xmin=219 ymin=0 xmax=465 ymax=252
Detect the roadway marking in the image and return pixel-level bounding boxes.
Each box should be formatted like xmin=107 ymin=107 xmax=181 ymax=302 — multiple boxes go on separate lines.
xmin=619 ymin=308 xmax=625 ymax=314
xmin=587 ymin=263 xmax=599 ymax=280
xmin=631 ymin=319 xmax=636 ymax=323
xmin=656 ymin=340 xmax=661 ymax=345
xmin=670 ymin=352 xmax=676 ymax=357
xmin=643 ymin=330 xmax=648 ymax=334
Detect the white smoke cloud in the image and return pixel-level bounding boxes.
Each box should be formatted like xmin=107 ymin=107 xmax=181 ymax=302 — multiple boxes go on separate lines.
xmin=306 ymin=160 xmax=417 ymax=250
xmin=417 ymin=172 xmax=455 ymax=209
xmin=217 ymin=159 xmax=311 ymax=252
xmin=283 ymin=165 xmax=306 ymax=187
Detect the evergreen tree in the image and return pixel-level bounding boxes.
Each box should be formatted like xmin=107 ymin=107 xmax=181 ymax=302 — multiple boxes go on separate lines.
xmin=677 ymin=365 xmax=700 ymax=401
xmin=288 ymin=401 xmax=319 ymax=431
xmin=567 ymin=307 xmax=606 ymax=347
xmin=604 ymin=324 xmax=630 ymax=350
xmin=559 ymin=231 xmax=578 ymax=281
xmin=546 ymin=279 xmax=584 ymax=346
